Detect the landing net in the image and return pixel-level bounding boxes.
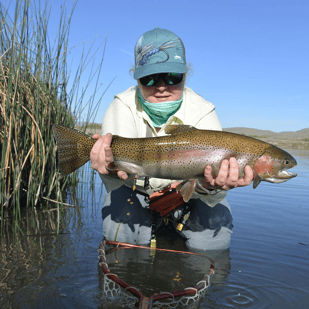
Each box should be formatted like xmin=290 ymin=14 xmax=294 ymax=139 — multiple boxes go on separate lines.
xmin=98 ymin=240 xmax=215 ymax=309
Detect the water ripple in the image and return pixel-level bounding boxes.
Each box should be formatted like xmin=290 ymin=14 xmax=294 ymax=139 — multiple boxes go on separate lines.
xmin=204 ymin=280 xmax=309 ymax=309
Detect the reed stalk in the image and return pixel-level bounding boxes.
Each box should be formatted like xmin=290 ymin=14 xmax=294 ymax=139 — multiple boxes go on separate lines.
xmin=0 ymin=0 xmax=108 ymax=231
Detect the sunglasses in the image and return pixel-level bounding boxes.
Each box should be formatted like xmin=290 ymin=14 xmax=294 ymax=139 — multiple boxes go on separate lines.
xmin=139 ymin=73 xmax=184 ymax=87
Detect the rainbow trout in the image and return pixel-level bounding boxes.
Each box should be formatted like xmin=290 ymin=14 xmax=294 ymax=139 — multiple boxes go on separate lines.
xmin=53 ymin=124 xmax=297 ymax=201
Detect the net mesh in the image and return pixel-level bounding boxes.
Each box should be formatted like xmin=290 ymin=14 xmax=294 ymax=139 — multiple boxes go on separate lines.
xmin=102 ymin=274 xmax=138 ymax=308
xmin=98 ymin=240 xmax=215 ymax=309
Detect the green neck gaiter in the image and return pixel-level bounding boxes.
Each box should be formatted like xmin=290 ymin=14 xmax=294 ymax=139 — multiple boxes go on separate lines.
xmin=137 ymin=89 xmax=183 ymax=127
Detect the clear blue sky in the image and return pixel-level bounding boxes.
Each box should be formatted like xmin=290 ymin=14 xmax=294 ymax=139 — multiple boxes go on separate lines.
xmin=7 ymin=0 xmax=309 ymax=132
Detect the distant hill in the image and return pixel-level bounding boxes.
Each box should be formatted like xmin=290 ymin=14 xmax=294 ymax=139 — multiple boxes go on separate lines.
xmin=223 ymin=127 xmax=309 ymax=140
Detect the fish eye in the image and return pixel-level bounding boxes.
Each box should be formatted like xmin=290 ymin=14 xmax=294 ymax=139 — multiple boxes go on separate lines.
xmin=284 ymin=160 xmax=289 ymax=165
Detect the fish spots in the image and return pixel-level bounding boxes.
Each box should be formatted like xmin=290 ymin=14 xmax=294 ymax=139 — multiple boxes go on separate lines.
xmin=109 ymin=128 xmax=297 ymax=182
xmin=54 ymin=124 xmax=297 ymax=187
xmin=53 ymin=125 xmax=97 ymax=175
xmin=112 ymin=131 xmax=267 ymax=179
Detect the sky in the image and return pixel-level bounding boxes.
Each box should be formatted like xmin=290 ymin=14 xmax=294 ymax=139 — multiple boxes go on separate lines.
xmin=5 ymin=0 xmax=309 ymax=132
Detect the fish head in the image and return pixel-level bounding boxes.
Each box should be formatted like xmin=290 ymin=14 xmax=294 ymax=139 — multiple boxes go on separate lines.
xmin=253 ymin=146 xmax=297 ymax=188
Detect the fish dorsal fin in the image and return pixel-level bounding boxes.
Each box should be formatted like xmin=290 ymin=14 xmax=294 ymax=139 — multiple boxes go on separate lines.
xmin=164 ymin=124 xmax=197 ymax=135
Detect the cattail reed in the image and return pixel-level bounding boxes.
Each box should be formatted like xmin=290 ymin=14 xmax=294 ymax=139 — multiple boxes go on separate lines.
xmin=0 ymin=0 xmax=107 ymax=232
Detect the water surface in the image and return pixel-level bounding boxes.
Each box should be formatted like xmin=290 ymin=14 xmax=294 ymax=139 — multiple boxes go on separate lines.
xmin=1 ymin=150 xmax=308 ymax=308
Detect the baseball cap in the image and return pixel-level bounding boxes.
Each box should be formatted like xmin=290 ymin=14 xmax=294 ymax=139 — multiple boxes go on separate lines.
xmin=134 ymin=28 xmax=187 ymax=80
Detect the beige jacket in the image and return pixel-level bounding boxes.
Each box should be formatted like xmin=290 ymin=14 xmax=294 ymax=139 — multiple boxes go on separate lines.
xmin=100 ymin=86 xmax=227 ymax=206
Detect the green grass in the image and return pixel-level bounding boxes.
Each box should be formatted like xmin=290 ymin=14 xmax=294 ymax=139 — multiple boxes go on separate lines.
xmin=0 ymin=0 xmax=109 ymax=232
xmin=247 ymin=135 xmax=269 ymax=139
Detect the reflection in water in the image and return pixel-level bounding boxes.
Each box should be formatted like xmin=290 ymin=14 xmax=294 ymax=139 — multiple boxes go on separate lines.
xmin=0 ymin=168 xmax=96 ymax=309
xmin=1 ymin=151 xmax=309 ymax=308
xmin=97 ymin=241 xmax=221 ymax=308
xmin=0 ymin=209 xmax=67 ymax=307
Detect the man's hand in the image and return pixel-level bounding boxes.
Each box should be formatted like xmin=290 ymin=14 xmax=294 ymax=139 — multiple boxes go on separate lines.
xmin=203 ymin=157 xmax=254 ymax=190
xmin=90 ymin=133 xmax=128 ymax=180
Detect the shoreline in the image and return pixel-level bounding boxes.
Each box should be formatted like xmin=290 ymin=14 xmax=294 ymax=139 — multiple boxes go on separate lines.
xmin=248 ymin=137 xmax=309 ymax=151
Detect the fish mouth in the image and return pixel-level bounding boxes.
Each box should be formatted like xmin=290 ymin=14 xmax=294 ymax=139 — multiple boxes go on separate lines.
xmin=277 ymin=170 xmax=297 ymax=179
xmin=263 ymin=170 xmax=297 ymax=184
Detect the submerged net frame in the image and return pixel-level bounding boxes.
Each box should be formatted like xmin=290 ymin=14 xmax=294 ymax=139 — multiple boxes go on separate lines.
xmin=98 ymin=240 xmax=215 ymax=309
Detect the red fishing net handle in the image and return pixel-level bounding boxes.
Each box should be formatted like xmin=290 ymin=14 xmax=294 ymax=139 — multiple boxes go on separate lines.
xmin=98 ymin=240 xmax=215 ymax=309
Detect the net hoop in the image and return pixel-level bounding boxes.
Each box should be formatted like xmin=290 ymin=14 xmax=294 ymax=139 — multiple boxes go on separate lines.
xmin=98 ymin=240 xmax=215 ymax=309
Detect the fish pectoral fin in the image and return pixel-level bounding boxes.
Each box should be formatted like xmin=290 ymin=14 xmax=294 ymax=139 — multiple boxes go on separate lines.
xmin=253 ymin=172 xmax=262 ymax=189
xmin=177 ymin=179 xmax=196 ymax=202
xmin=164 ymin=124 xmax=197 ymax=135
xmin=175 ymin=181 xmax=184 ymax=192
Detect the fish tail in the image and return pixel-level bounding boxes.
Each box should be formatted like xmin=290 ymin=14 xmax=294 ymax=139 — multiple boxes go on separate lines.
xmin=53 ymin=124 xmax=96 ymax=176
